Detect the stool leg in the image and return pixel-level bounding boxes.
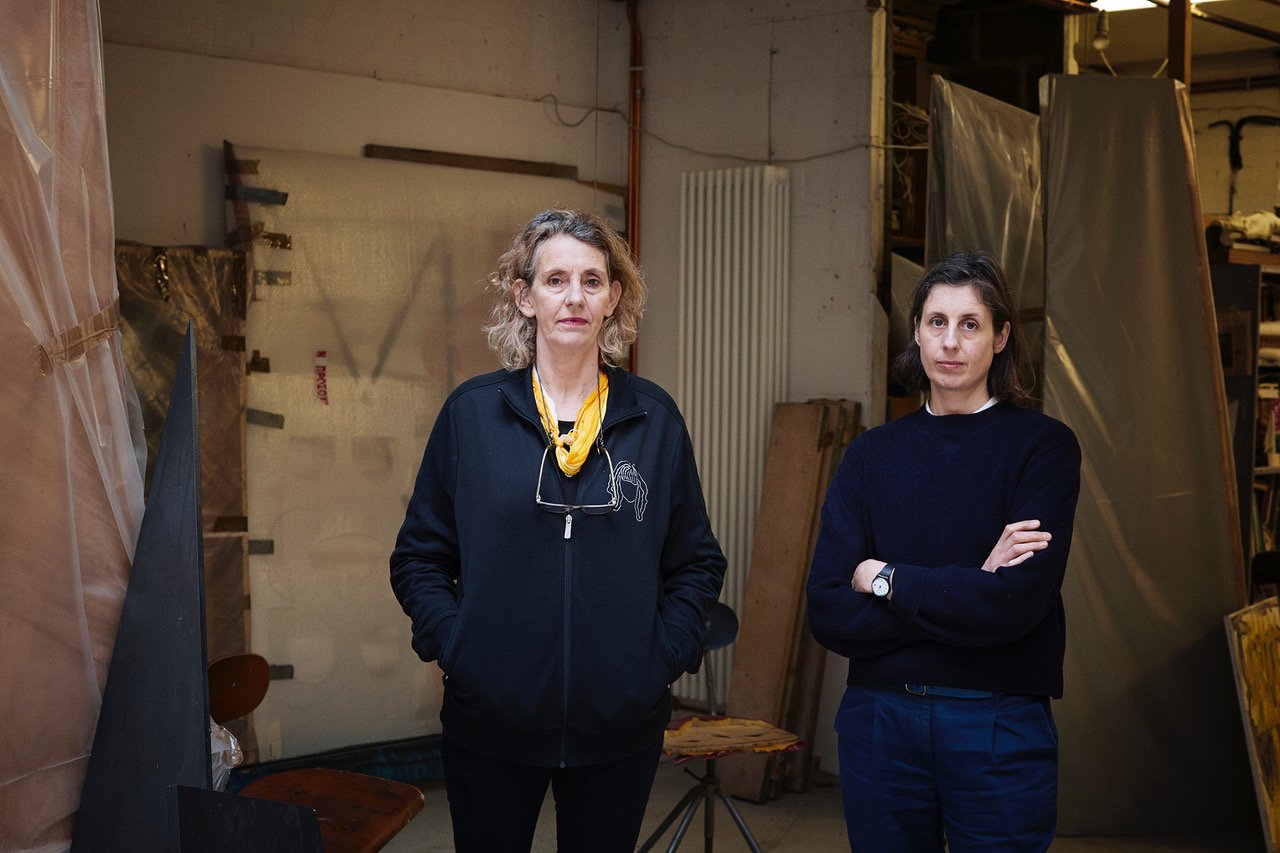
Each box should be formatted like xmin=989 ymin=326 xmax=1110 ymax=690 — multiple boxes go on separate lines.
xmin=714 ymin=790 xmax=763 ymax=853
xmin=638 ymin=784 xmax=703 ymax=853
xmin=666 ymin=793 xmax=702 ymax=853
xmin=703 ymin=783 xmax=714 ymax=853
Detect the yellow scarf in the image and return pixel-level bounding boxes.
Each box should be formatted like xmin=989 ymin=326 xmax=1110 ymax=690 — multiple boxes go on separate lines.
xmin=532 ymin=367 xmax=609 ymax=477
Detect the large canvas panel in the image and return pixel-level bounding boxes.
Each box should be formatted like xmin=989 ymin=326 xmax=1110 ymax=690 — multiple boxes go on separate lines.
xmin=925 ymin=77 xmax=1044 ymax=390
xmin=1041 ymin=75 xmax=1251 ymax=834
xmin=230 ymin=145 xmax=609 ymax=758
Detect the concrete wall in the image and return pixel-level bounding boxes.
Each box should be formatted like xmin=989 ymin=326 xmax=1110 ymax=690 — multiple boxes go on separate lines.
xmin=634 ymin=0 xmax=886 ymax=776
xmin=101 ymin=0 xmax=882 ymax=775
xmin=1191 ymin=85 xmax=1280 ymax=218
xmin=103 ymin=0 xmax=630 ymax=107
xmin=101 ymin=2 xmax=631 ymax=247
xmin=636 ymin=1 xmax=886 ymax=413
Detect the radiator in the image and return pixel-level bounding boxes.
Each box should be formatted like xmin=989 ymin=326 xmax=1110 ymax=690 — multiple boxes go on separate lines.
xmin=677 ymin=165 xmax=791 ymax=707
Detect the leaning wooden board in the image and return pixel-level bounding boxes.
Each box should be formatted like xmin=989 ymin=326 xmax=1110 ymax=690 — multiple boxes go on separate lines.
xmin=781 ymin=400 xmax=860 ymax=793
xmin=1226 ymin=597 xmax=1280 ymax=852
xmin=721 ymin=403 xmax=828 ymax=802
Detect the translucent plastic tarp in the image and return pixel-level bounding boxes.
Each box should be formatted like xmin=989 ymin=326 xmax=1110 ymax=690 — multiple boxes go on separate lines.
xmin=115 ymin=245 xmax=254 ymax=754
xmin=0 ymin=4 xmax=144 ymax=852
xmin=1040 ymin=75 xmax=1252 ymax=834
xmin=926 ymin=77 xmax=1044 ymax=391
xmin=228 ymin=145 xmax=609 ymax=759
xmin=888 ymin=252 xmax=923 ymax=357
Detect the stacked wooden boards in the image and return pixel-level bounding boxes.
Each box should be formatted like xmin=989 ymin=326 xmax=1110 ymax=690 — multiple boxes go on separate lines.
xmin=721 ymin=399 xmax=860 ymax=801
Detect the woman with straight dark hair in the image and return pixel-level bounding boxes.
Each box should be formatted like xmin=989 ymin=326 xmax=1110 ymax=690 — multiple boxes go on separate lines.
xmin=808 ymin=251 xmax=1081 ymax=852
xmin=390 ymin=209 xmax=725 ymax=853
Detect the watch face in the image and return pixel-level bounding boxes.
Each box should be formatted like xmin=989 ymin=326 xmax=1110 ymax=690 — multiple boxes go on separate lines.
xmin=872 ymin=576 xmax=890 ymax=597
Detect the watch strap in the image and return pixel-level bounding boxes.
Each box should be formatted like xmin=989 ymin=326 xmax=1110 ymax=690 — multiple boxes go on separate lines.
xmin=874 ymin=563 xmax=895 ymax=597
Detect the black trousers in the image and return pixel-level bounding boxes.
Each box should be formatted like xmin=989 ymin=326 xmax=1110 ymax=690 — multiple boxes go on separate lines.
xmin=440 ymin=735 xmax=663 ymax=853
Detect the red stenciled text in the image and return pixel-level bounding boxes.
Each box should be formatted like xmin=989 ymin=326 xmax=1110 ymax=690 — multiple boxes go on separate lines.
xmin=315 ymin=350 xmax=330 ymax=405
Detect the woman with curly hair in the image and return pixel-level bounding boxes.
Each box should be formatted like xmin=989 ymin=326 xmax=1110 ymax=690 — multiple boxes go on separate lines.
xmin=391 ymin=209 xmax=725 ymax=852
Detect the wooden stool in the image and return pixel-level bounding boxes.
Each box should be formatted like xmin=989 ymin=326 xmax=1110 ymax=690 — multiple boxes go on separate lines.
xmin=240 ymin=768 xmax=424 ymax=853
xmin=209 ymin=657 xmax=425 ymax=852
xmin=639 ymin=716 xmax=799 ymax=853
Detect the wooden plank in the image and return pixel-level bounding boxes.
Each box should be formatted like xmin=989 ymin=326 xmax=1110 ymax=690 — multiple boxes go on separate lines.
xmin=363 ymin=143 xmax=578 ymax=181
xmin=1226 ymin=598 xmax=1280 ymax=852
xmin=775 ymin=402 xmax=836 ymax=793
xmin=775 ymin=402 xmax=837 ymax=796
xmin=721 ymin=403 xmax=827 ymax=802
xmin=1228 ymin=249 xmax=1280 ymax=271
xmin=782 ymin=400 xmax=861 ymax=793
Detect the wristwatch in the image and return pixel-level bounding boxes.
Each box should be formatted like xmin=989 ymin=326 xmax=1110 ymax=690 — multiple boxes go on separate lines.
xmin=872 ymin=563 xmax=895 ymax=598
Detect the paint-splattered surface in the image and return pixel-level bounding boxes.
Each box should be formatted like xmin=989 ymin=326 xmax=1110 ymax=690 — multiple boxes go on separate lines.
xmin=1227 ymin=597 xmax=1280 ymax=850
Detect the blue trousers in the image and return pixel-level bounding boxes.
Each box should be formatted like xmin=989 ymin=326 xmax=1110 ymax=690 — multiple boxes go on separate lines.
xmin=836 ymin=685 xmax=1058 ymax=853
xmin=440 ymin=735 xmax=662 ymax=853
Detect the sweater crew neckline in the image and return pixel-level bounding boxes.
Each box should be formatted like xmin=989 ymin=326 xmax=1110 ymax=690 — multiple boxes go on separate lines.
xmin=910 ymin=398 xmax=1011 ymax=439
xmin=925 ymin=396 xmax=998 ymax=416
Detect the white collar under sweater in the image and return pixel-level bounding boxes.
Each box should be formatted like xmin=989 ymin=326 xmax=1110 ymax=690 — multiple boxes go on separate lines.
xmin=925 ymin=396 xmax=998 ymax=416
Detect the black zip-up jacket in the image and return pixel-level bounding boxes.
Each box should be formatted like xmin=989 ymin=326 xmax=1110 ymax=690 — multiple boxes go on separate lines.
xmin=390 ymin=366 xmax=726 ymax=767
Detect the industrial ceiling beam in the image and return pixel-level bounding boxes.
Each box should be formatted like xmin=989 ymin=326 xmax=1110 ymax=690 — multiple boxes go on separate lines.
xmin=1168 ymin=0 xmax=1192 ymax=82
xmin=1141 ymin=0 xmax=1280 ymax=44
xmin=1018 ymin=0 xmax=1280 ymax=44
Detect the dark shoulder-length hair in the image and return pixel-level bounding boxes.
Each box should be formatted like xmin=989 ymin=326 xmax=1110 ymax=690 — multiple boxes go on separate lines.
xmin=892 ymin=251 xmax=1034 ymax=406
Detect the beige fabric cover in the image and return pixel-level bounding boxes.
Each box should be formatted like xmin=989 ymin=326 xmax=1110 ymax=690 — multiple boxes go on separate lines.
xmin=1041 ymin=74 xmax=1251 ymax=834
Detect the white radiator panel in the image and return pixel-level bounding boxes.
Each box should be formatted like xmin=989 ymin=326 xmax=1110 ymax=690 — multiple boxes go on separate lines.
xmin=677 ymin=165 xmax=790 ymax=707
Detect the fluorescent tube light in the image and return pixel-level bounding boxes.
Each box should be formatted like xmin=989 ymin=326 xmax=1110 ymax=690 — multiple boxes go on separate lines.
xmin=1092 ymin=0 xmax=1223 ymax=10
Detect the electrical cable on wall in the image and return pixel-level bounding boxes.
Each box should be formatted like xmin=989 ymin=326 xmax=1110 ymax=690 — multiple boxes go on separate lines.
xmin=534 ymin=92 xmax=927 ymax=167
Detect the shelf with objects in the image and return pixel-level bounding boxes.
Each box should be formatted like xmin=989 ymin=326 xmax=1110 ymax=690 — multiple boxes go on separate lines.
xmin=1212 ymin=251 xmax=1280 ymax=600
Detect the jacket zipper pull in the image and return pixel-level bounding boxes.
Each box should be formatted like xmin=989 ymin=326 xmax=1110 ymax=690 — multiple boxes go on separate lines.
xmin=564 ymin=512 xmax=573 ymax=540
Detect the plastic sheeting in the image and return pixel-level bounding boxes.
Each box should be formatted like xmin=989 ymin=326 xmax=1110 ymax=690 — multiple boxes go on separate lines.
xmin=115 ymin=245 xmax=254 ymax=756
xmin=925 ymin=77 xmax=1044 ymax=393
xmin=888 ymin=252 xmax=923 ymax=357
xmin=227 ymin=145 xmax=609 ymax=759
xmin=0 ymin=4 xmax=144 ymax=852
xmin=1041 ymin=75 xmax=1252 ymax=834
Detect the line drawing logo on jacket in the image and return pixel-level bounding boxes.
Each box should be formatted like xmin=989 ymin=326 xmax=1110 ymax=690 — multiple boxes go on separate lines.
xmin=609 ymin=461 xmax=649 ymax=522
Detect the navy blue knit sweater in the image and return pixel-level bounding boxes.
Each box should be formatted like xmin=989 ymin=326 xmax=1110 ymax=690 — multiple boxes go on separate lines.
xmin=807 ymin=402 xmax=1081 ymax=698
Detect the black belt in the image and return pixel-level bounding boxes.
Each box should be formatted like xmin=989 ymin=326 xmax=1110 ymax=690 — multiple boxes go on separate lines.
xmin=904 ymin=684 xmax=995 ymax=699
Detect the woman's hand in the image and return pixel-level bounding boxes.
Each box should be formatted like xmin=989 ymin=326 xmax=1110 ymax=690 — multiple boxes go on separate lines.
xmin=851 ymin=558 xmax=887 ymax=593
xmin=982 ymin=520 xmax=1051 ymax=572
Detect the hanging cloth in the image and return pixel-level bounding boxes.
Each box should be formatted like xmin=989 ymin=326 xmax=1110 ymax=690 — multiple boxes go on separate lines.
xmin=532 ymin=366 xmax=609 ymax=477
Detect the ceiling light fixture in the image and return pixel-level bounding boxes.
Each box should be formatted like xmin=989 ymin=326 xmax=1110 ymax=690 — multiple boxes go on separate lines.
xmin=1091 ymin=0 xmax=1222 ymax=11
xmin=1091 ymin=10 xmax=1111 ymax=50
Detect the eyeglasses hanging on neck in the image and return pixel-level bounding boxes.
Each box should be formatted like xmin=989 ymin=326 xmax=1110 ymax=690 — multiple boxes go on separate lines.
xmin=534 ymin=442 xmax=619 ymax=516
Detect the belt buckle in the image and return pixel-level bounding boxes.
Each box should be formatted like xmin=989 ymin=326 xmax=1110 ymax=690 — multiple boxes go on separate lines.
xmin=904 ymin=683 xmax=928 ymax=696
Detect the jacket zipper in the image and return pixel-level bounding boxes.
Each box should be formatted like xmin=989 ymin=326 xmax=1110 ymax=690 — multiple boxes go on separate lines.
xmin=559 ymin=510 xmax=573 ymax=768
xmin=553 ymin=413 xmax=647 ymax=768
xmin=498 ymin=381 xmax=648 ymax=769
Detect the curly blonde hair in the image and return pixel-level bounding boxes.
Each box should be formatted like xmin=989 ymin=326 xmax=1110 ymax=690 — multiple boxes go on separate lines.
xmin=484 ymin=209 xmax=646 ymax=370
